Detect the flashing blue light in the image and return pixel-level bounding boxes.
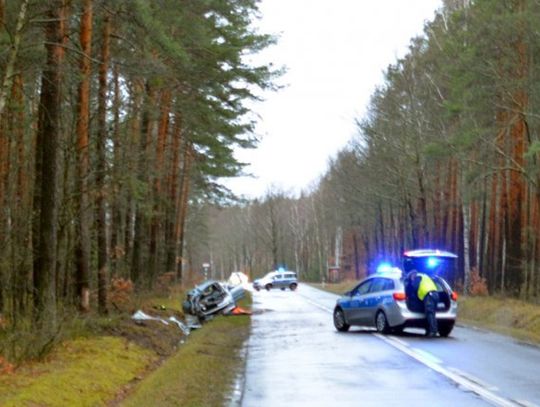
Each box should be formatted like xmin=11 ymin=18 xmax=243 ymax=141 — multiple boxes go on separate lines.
xmin=376 ymin=262 xmax=393 ymax=274
xmin=426 ymin=257 xmax=441 ymax=269
xmin=278 ymin=267 xmax=285 ymax=273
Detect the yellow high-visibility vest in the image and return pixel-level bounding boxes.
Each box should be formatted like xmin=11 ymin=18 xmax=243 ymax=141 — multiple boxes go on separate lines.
xmin=417 ymin=273 xmax=437 ymax=301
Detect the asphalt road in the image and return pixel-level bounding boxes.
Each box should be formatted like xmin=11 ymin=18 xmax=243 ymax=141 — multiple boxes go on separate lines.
xmin=241 ymin=284 xmax=540 ymax=407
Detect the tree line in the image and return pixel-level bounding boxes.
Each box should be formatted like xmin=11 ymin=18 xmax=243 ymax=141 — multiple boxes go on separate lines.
xmin=0 ymin=0 xmax=275 ymax=334
xmin=196 ymin=0 xmax=540 ymax=300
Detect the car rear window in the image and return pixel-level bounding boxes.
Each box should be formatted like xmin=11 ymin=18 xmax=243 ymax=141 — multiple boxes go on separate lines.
xmin=383 ymin=279 xmax=394 ymax=291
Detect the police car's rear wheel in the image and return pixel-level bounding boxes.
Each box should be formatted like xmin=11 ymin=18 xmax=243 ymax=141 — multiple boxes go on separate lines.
xmin=333 ymin=308 xmax=350 ymax=332
xmin=438 ymin=321 xmax=454 ymax=337
xmin=375 ymin=311 xmax=390 ymax=334
xmin=289 ymin=283 xmax=298 ymax=291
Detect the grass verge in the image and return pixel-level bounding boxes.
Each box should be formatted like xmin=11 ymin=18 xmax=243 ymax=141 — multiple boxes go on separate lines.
xmin=458 ymin=296 xmax=540 ymax=344
xmin=120 ymin=295 xmax=252 ymax=407
xmin=309 ymin=281 xmax=356 ymax=296
xmin=310 ymin=280 xmax=540 ymax=345
xmin=0 ymin=286 xmax=252 ymax=406
xmin=0 ymin=336 xmax=156 ymax=407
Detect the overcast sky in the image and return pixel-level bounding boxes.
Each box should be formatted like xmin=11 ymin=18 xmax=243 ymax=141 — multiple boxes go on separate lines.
xmin=223 ymin=0 xmax=442 ymax=198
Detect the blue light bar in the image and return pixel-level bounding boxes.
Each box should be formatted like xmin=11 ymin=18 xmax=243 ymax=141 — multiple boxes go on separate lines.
xmin=426 ymin=257 xmax=441 ymax=269
xmin=376 ymin=262 xmax=393 ymax=274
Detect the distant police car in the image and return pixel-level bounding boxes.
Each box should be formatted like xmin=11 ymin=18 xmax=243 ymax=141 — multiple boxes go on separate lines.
xmin=333 ymin=250 xmax=458 ymax=337
xmin=253 ymin=270 xmax=298 ymax=291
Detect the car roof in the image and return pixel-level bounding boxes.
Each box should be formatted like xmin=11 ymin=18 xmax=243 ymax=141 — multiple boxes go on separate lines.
xmin=403 ymin=249 xmax=458 ymax=259
xmin=190 ymin=280 xmax=219 ymax=292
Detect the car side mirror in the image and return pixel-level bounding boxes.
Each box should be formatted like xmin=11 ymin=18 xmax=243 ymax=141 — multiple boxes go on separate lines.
xmin=344 ymin=290 xmax=352 ymax=297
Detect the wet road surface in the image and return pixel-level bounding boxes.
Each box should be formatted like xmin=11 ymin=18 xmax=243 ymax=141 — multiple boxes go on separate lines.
xmin=241 ymin=285 xmax=540 ymax=407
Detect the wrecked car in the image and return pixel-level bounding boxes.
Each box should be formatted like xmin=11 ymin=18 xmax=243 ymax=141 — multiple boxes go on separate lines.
xmin=182 ymin=280 xmax=244 ymax=320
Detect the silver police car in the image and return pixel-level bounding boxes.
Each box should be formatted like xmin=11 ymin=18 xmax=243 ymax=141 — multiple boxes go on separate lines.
xmin=333 ymin=250 xmax=458 ymax=337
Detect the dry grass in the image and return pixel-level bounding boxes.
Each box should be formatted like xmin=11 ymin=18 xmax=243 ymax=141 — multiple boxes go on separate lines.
xmin=458 ymin=296 xmax=540 ymax=344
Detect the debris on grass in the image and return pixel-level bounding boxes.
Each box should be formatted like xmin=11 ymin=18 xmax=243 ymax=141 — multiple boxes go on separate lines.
xmin=224 ymin=306 xmax=252 ymax=316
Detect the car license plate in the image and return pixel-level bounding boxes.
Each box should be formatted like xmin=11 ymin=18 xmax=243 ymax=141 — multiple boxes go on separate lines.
xmin=437 ymin=303 xmax=446 ymax=310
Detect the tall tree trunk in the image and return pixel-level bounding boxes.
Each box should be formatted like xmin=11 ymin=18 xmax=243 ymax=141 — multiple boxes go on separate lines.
xmin=176 ymin=144 xmax=193 ymax=282
xmin=0 ymin=0 xmax=29 ymax=116
xmin=96 ymin=12 xmax=111 ymax=315
xmin=505 ymin=56 xmax=527 ymax=296
xmin=479 ymin=178 xmax=488 ymax=277
xmin=469 ymin=200 xmax=479 ymax=270
xmin=416 ymin=166 xmax=429 ymax=247
xmin=432 ymin=163 xmax=442 ymax=247
xmin=352 ymin=231 xmax=360 ymax=280
xmin=149 ymin=90 xmax=171 ymax=284
xmin=166 ymin=113 xmax=182 ymax=274
xmin=131 ymin=83 xmax=155 ymax=286
xmin=32 ymin=0 xmax=66 ymax=329
xmin=110 ymin=64 xmax=122 ymax=276
xmin=74 ymin=0 xmax=93 ymax=312
xmin=12 ymin=73 xmax=28 ymax=319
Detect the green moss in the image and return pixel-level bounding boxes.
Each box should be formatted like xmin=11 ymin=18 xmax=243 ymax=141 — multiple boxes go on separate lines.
xmin=0 ymin=336 xmax=156 ymax=407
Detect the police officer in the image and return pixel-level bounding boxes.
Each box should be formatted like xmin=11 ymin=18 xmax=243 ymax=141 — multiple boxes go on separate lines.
xmin=407 ymin=270 xmax=439 ymax=337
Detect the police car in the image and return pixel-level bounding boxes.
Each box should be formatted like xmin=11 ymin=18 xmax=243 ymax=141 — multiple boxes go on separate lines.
xmin=333 ymin=250 xmax=458 ymax=337
xmin=253 ymin=269 xmax=298 ymax=291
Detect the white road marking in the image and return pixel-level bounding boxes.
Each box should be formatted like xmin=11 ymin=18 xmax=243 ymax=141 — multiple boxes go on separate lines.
xmin=375 ymin=334 xmax=520 ymax=407
xmin=300 ymin=292 xmax=525 ymax=407
xmin=411 ymin=347 xmax=443 ymax=364
xmin=514 ymin=400 xmax=540 ymax=407
xmin=388 ymin=335 xmax=409 ymax=347
xmin=448 ymin=367 xmax=499 ymax=391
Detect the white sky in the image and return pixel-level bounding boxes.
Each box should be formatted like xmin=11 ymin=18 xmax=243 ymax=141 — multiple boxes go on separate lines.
xmin=224 ymin=0 xmax=442 ymax=198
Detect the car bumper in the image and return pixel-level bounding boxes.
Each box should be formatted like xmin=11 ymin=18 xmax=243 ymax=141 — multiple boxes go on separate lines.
xmin=385 ymin=301 xmax=458 ymax=327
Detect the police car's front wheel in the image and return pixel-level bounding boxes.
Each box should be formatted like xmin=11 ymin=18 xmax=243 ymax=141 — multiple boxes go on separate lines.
xmin=333 ymin=308 xmax=350 ymax=332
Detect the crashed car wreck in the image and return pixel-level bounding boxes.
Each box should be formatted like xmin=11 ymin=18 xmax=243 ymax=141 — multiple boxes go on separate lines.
xmin=182 ymin=280 xmax=244 ymax=320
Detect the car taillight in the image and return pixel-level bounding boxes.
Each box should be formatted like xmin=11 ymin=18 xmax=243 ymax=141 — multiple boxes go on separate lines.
xmin=393 ymin=292 xmax=406 ymax=301
xmin=451 ymin=291 xmax=458 ymax=301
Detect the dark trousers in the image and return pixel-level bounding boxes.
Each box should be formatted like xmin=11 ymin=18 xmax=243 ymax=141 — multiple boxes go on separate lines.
xmin=423 ymin=291 xmax=439 ymax=336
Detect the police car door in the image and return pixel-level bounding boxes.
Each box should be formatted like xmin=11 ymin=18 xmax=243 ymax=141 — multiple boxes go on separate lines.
xmin=348 ymin=278 xmax=373 ymax=324
xmin=361 ymin=278 xmax=388 ymax=326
